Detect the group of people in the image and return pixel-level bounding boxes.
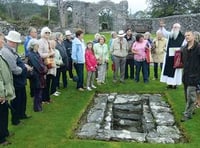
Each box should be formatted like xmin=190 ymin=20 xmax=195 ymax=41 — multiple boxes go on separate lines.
xmin=1 ymin=20 xmax=200 ymax=145
xmin=0 ymin=27 xmax=76 ymax=145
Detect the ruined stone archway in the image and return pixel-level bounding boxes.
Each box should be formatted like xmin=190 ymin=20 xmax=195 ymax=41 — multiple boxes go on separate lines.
xmin=63 ymin=0 xmax=128 ymax=33
xmin=98 ymin=8 xmax=113 ymax=31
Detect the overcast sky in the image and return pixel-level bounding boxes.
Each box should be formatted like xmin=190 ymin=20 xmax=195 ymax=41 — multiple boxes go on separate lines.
xmin=34 ymin=0 xmax=147 ymax=13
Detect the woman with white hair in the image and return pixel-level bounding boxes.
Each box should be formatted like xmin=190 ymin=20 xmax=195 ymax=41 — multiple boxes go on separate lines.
xmin=94 ymin=35 xmax=109 ymax=85
xmin=38 ymin=27 xmax=56 ymax=103
xmin=27 ymin=39 xmax=47 ymax=112
xmin=151 ymin=31 xmax=167 ymax=80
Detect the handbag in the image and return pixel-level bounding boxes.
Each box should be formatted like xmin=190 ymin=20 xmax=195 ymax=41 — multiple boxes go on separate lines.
xmin=44 ymin=56 xmax=55 ymax=69
xmin=145 ymin=48 xmax=151 ymax=63
xmin=173 ymin=50 xmax=183 ymax=68
xmin=111 ymin=63 xmax=115 ymax=71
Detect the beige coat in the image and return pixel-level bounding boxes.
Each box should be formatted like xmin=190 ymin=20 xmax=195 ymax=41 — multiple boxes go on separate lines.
xmin=151 ymin=38 xmax=167 ymax=63
xmin=38 ymin=38 xmax=56 ymax=76
xmin=110 ymin=38 xmax=128 ymax=57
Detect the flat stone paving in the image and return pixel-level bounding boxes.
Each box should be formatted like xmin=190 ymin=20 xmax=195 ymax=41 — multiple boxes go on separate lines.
xmin=76 ymin=93 xmax=184 ymax=143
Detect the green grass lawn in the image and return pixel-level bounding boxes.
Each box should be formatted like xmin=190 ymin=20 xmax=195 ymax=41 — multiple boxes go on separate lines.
xmin=6 ymin=34 xmax=200 ymax=148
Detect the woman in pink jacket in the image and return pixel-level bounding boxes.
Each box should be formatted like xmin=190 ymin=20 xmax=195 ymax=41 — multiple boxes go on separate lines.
xmin=85 ymin=41 xmax=97 ymax=91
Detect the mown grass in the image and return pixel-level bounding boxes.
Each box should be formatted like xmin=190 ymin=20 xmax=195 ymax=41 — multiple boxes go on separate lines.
xmin=5 ymin=33 xmax=200 ymax=148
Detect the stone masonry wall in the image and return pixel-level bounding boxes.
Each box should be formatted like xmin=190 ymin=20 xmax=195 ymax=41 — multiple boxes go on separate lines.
xmin=126 ymin=13 xmax=200 ymax=33
xmin=65 ymin=0 xmax=128 ymax=33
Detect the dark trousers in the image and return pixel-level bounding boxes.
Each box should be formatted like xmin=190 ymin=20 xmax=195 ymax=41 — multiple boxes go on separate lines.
xmin=135 ymin=60 xmax=148 ymax=82
xmin=68 ymin=59 xmax=74 ymax=79
xmin=56 ymin=67 xmax=67 ymax=88
xmin=33 ymin=88 xmax=43 ymax=112
xmin=11 ymin=86 xmax=27 ymax=124
xmin=74 ymin=63 xmax=84 ymax=89
xmin=0 ymin=102 xmax=9 ymax=143
xmin=125 ymin=59 xmax=134 ymax=79
xmin=29 ymin=78 xmax=34 ymax=97
xmin=147 ymin=63 xmax=150 ymax=78
xmin=42 ymin=74 xmax=56 ymax=102
xmin=154 ymin=63 xmax=163 ymax=79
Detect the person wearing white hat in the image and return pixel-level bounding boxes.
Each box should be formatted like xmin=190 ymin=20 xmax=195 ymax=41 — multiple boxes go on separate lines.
xmin=1 ymin=30 xmax=33 ymax=125
xmin=63 ymin=30 xmax=75 ymax=80
xmin=110 ymin=30 xmax=128 ymax=83
xmin=0 ymin=32 xmax=15 ymax=146
xmin=38 ymin=26 xmax=55 ymax=104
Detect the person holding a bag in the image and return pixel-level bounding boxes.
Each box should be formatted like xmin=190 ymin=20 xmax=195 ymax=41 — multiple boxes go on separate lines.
xmin=181 ymin=31 xmax=200 ymax=122
xmin=132 ymin=34 xmax=150 ymax=83
xmin=158 ymin=21 xmax=185 ymax=89
xmin=38 ymin=27 xmax=56 ymax=103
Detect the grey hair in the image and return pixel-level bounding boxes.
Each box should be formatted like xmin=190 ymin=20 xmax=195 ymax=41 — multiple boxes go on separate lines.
xmin=27 ymin=38 xmax=39 ymax=51
xmin=28 ymin=27 xmax=36 ymax=34
xmin=55 ymin=32 xmax=63 ymax=40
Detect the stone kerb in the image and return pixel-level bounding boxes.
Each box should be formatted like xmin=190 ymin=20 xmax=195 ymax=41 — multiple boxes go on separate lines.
xmin=76 ymin=93 xmax=184 ymax=143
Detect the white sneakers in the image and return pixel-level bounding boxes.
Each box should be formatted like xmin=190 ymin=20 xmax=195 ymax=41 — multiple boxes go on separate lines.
xmin=87 ymin=87 xmax=92 ymax=91
xmin=87 ymin=85 xmax=97 ymax=91
xmin=53 ymin=91 xmax=61 ymax=96
xmin=91 ymin=85 xmax=97 ymax=89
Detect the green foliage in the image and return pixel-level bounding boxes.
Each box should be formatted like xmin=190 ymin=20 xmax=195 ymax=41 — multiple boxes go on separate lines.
xmin=0 ymin=2 xmax=59 ymax=29
xmin=147 ymin=0 xmax=193 ymax=17
xmin=7 ymin=33 xmax=200 ymax=147
xmin=29 ymin=15 xmax=49 ymax=27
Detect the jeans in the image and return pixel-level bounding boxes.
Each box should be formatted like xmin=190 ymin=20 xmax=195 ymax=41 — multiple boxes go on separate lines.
xmin=125 ymin=59 xmax=134 ymax=79
xmin=134 ymin=60 xmax=148 ymax=82
xmin=74 ymin=63 xmax=84 ymax=89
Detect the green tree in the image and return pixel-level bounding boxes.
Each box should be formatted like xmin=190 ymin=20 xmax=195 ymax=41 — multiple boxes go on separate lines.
xmin=147 ymin=0 xmax=193 ymax=17
xmin=3 ymin=0 xmax=33 ymax=19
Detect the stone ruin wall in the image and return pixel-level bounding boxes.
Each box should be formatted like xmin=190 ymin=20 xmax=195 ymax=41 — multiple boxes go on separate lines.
xmin=66 ymin=0 xmax=200 ymax=34
xmin=1 ymin=0 xmax=200 ymax=35
xmin=126 ymin=13 xmax=200 ymax=33
xmin=64 ymin=0 xmax=128 ymax=33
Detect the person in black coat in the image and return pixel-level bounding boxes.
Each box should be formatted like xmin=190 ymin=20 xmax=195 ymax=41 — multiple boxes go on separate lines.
xmin=27 ymin=39 xmax=47 ymax=112
xmin=181 ymin=31 xmax=200 ymax=122
xmin=55 ymin=32 xmax=69 ymax=88
xmin=63 ymin=30 xmax=74 ymax=80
